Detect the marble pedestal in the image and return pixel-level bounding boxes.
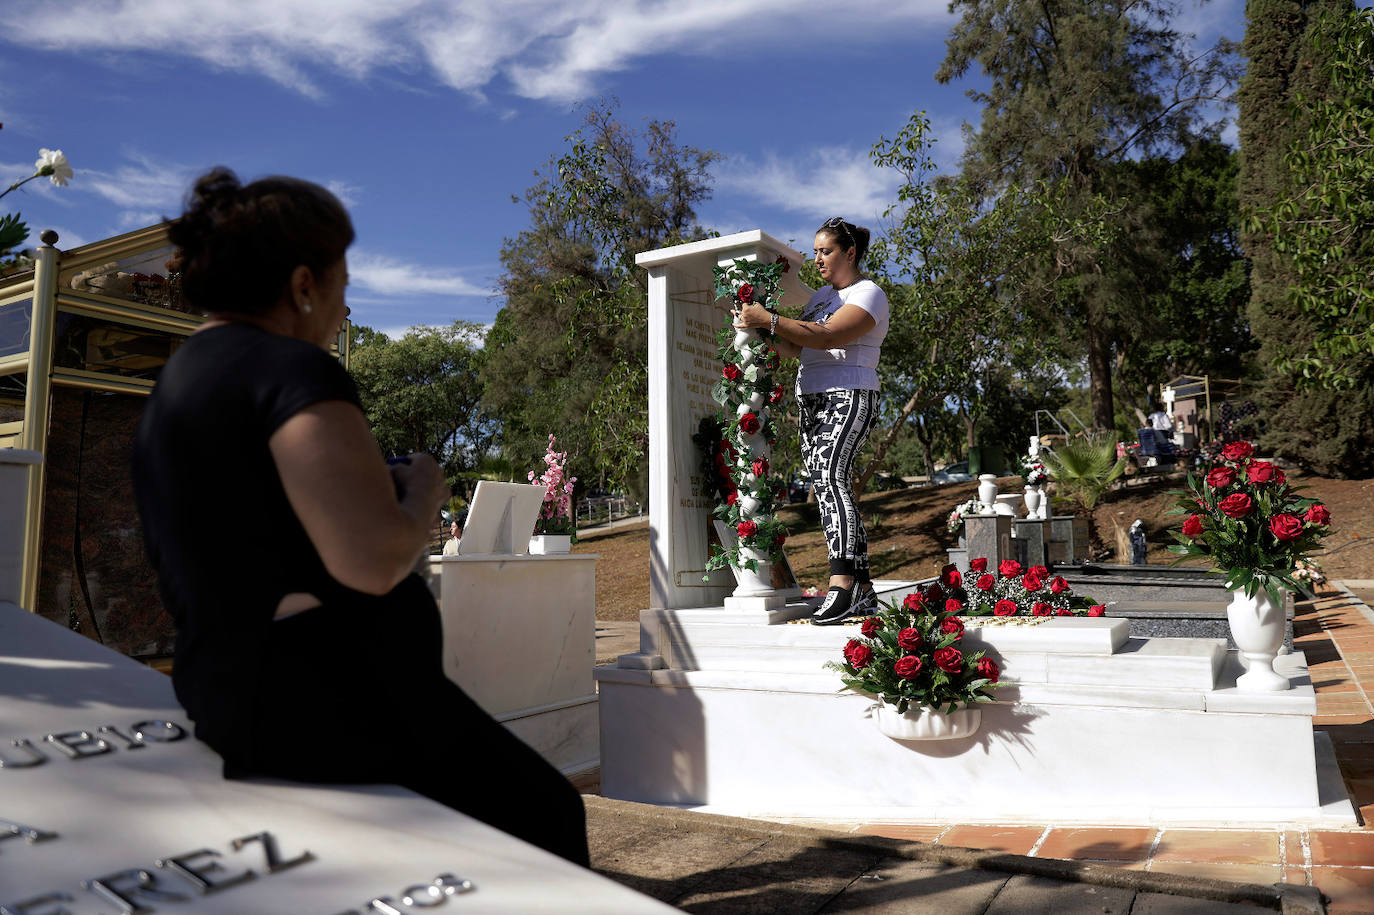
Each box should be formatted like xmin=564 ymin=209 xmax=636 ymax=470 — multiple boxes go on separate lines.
xmin=962 ymin=513 xmax=1011 ymax=570
xmin=431 ymin=553 xmax=598 ymax=778
xmin=1012 ymin=518 xmax=1049 ymax=569
xmin=595 ymin=608 xmax=1355 ymax=826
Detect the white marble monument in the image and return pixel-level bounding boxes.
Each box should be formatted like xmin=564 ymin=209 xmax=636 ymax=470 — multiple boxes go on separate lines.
xmin=636 ymin=230 xmax=811 ymax=612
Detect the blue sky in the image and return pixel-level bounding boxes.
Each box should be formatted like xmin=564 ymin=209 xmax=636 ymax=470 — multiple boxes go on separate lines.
xmin=0 ymin=0 xmax=1257 ymax=337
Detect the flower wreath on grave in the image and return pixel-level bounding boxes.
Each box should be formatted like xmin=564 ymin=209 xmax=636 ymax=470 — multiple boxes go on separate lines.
xmin=922 ymin=560 xmax=1105 ymax=618
xmin=1020 ymin=458 xmax=1048 ymax=488
xmin=825 ymin=593 xmax=1001 ymax=716
xmin=703 ymin=256 xmax=791 ymax=576
xmin=1167 ymin=439 xmax=1331 ymax=603
xmin=946 ymin=498 xmax=982 ymax=534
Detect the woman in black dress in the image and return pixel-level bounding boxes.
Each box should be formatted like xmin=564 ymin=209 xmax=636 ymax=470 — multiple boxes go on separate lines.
xmin=132 ymin=168 xmax=588 ymax=866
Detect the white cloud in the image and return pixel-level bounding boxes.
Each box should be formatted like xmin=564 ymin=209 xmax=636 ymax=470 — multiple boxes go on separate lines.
xmin=326 ymin=180 xmax=362 ymax=208
xmin=713 ymin=147 xmax=902 ymax=227
xmin=348 ymin=250 xmax=493 ymax=298
xmin=4 ymin=1 xmax=951 ymax=104
xmin=81 ymin=152 xmax=194 ymax=213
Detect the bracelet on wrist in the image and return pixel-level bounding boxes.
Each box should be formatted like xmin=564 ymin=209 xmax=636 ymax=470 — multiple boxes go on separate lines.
xmin=769 ymin=310 xmax=779 ymax=336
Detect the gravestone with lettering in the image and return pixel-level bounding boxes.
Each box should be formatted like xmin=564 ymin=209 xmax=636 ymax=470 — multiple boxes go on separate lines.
xmin=636 ymin=231 xmax=810 ymax=610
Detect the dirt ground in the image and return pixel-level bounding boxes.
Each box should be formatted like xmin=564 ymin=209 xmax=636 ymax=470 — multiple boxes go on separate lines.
xmin=575 ymin=469 xmax=1374 ymax=622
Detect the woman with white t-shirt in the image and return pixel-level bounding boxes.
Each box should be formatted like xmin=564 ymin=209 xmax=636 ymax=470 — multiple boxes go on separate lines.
xmin=732 ymin=217 xmax=889 ymax=624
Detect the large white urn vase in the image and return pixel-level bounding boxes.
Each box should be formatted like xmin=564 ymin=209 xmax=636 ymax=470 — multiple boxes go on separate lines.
xmin=1226 ymin=585 xmax=1290 ymax=692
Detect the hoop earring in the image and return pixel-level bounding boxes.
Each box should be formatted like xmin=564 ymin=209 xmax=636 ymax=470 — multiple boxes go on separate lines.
xmin=301 ymin=303 xmax=312 ymax=314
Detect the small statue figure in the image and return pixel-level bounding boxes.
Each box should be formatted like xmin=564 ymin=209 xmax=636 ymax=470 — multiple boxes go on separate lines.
xmin=1129 ymin=519 xmax=1147 ymax=565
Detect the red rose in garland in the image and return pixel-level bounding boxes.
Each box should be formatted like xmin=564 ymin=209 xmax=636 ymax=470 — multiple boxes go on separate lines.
xmin=772 ymin=531 xmax=786 ymax=548
xmin=1219 ymin=492 xmax=1254 ymax=519
xmin=737 ymin=283 xmax=754 ymax=304
xmin=738 ymin=412 xmax=760 ymax=435
xmin=941 ymin=565 xmax=962 ymax=588
xmin=1055 ymin=607 xmax=1073 ymax=616
xmin=1029 ymin=565 xmax=1050 ymax=579
xmin=944 ymin=598 xmax=964 ymax=615
xmin=903 ymin=592 xmax=928 ymax=612
xmin=941 ymin=616 xmax=964 ymax=638
xmin=1087 ymin=605 xmax=1105 ymax=617
xmin=998 ymin=559 xmax=1023 ymax=578
xmin=970 ymin=557 xmax=988 ymax=573
xmin=1050 ymin=576 xmax=1069 ymax=595
xmin=933 ymin=646 xmax=962 ymax=673
xmin=775 ymin=254 xmax=790 ymax=273
xmin=1269 ymin=514 xmax=1303 ymax=542
xmin=769 ymin=384 xmax=784 ymax=405
xmin=1032 ymin=602 xmax=1052 ymax=617
xmin=893 ymin=655 xmax=923 ymax=679
xmin=1305 ymin=504 xmax=1330 ymax=526
xmin=860 ymin=617 xmax=882 ymax=638
xmin=751 ymin=457 xmax=768 ymax=477
xmin=1021 ymin=572 xmax=1043 ymax=592
xmin=726 ymin=491 xmax=739 ymax=506
xmin=1246 ymin=461 xmax=1279 ymax=484
xmin=736 ymin=520 xmax=758 ymax=538
xmin=994 ymin=599 xmax=1017 ymax=616
xmin=1205 ymin=466 xmax=1236 ymax=490
xmin=1221 ymin=441 xmax=1254 ymax=462
xmin=976 ymin=574 xmax=996 ymax=592
xmin=1182 ymin=514 xmax=1204 ymax=538
xmin=762 ymin=348 xmax=780 ymax=370
xmin=897 ymin=627 xmax=923 ymax=651
xmin=976 ymin=657 xmax=1000 ymax=683
xmin=843 ymin=640 xmax=872 ymax=669
xmin=722 ymin=363 xmax=742 ymax=381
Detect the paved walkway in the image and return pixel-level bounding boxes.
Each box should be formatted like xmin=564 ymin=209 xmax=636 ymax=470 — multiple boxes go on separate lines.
xmin=591 ymin=581 xmax=1374 ymax=913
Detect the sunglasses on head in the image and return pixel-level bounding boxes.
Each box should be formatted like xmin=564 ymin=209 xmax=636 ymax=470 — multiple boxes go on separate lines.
xmin=820 ymin=216 xmax=854 ymax=247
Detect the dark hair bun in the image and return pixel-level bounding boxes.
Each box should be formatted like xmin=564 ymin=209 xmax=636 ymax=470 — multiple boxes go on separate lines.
xmin=166 ymin=167 xmax=354 ymax=316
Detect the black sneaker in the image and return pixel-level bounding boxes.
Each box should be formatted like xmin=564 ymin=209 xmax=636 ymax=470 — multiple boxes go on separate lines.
xmin=812 ymin=586 xmax=857 ymax=625
xmin=850 ymin=586 xmax=878 ymax=617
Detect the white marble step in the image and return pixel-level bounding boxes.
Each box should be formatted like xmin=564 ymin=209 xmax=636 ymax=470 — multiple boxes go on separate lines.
xmin=639 ymin=611 xmax=1226 ymax=690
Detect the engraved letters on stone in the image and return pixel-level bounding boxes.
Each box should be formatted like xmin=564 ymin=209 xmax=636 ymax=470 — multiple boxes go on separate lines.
xmin=0 ymin=721 xmax=186 ymax=769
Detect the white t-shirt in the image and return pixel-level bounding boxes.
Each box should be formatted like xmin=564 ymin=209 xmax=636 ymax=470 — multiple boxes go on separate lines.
xmin=797 ymin=280 xmax=889 ymax=394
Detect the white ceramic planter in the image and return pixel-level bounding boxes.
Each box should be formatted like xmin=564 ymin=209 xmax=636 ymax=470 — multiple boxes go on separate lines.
xmin=872 ymin=701 xmax=982 ymax=741
xmin=528 ymin=534 xmax=572 ymax=555
xmin=1226 ymin=585 xmax=1290 ymax=691
xmin=1023 ymin=486 xmax=1042 ymax=518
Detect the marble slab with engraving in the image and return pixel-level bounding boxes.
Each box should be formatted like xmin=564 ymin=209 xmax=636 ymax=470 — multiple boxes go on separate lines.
xmin=637 ymin=230 xmax=810 ymax=611
xmin=0 ymin=602 xmax=668 ymax=913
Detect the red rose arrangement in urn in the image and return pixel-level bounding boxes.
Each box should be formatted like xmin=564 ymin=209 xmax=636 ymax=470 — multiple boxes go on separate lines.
xmin=826 ymin=592 xmax=1002 ymax=715
xmin=1169 ymin=440 xmax=1332 ymax=602
xmin=703 ymin=255 xmax=791 ymax=578
xmin=915 ymin=559 xmax=1105 ymax=618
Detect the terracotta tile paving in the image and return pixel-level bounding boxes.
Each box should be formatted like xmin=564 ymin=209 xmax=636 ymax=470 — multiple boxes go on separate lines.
xmin=1152 ymin=829 xmax=1281 ymax=864
xmin=1307 ymin=830 xmax=1374 ymax=867
xmin=938 ymin=825 xmax=1044 ymax=855
xmin=1311 ymin=867 xmax=1374 ymax=914
xmin=1033 ymin=826 xmax=1155 ymax=862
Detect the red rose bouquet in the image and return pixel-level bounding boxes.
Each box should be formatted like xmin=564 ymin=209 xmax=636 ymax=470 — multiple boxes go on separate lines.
xmin=915 ymin=561 xmax=1104 ymax=617
xmin=1168 ymin=440 xmax=1331 ymax=602
xmin=827 ymin=595 xmax=1001 ymax=715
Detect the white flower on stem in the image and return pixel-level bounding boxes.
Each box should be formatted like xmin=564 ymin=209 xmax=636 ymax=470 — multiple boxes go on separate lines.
xmin=35 ymin=149 xmax=73 ymax=187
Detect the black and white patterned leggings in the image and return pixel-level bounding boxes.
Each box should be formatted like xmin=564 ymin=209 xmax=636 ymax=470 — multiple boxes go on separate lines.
xmin=798 ymin=388 xmax=879 ymax=581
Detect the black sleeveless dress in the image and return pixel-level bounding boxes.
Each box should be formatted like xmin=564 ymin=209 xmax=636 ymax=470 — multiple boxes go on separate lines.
xmin=132 ymin=323 xmax=587 ymax=865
